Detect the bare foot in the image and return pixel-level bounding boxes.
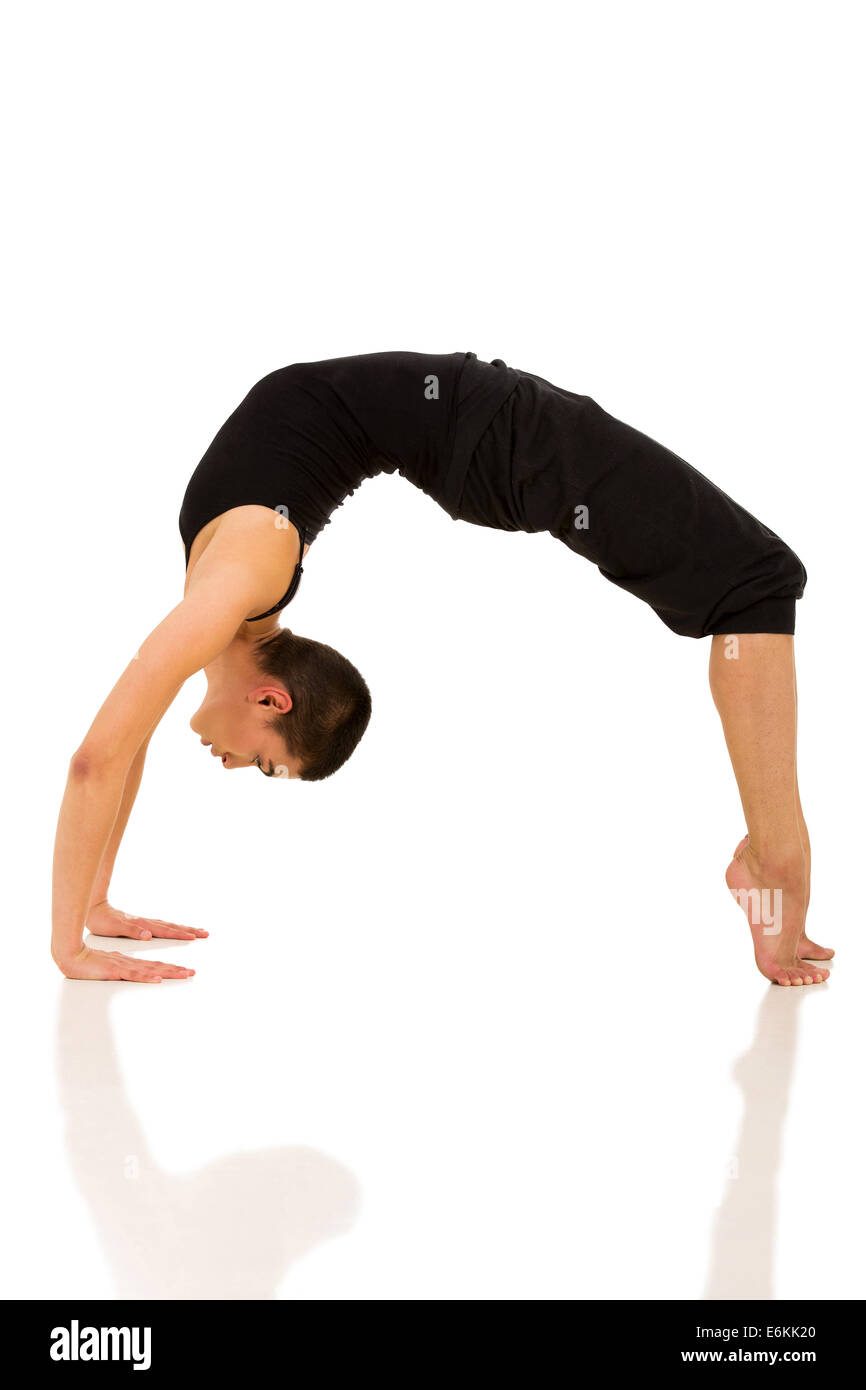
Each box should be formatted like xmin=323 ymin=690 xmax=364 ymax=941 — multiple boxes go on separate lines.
xmin=731 ymin=834 xmax=834 ymax=964
xmin=726 ymin=837 xmax=830 ymax=986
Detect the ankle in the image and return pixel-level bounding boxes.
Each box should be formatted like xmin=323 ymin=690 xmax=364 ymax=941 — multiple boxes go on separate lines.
xmin=742 ymin=839 xmax=805 ymax=888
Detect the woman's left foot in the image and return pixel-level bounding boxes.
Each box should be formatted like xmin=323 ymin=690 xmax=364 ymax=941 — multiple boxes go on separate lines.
xmin=732 ymin=833 xmax=834 ymax=963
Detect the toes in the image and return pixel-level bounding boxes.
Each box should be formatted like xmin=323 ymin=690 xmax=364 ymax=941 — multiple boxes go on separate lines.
xmin=774 ymin=963 xmax=829 ymax=986
xmin=800 ymin=962 xmax=829 ymax=982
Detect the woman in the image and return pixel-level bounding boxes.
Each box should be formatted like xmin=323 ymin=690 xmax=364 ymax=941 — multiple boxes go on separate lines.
xmin=51 ymin=351 xmax=832 ymax=986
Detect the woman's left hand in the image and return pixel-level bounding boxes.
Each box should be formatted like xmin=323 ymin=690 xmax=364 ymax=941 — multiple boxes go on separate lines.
xmin=85 ymin=900 xmax=208 ymax=941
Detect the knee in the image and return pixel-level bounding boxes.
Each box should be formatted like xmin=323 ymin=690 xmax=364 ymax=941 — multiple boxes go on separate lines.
xmin=773 ymin=534 xmax=807 ymax=596
xmin=781 ymin=541 xmax=807 ymax=595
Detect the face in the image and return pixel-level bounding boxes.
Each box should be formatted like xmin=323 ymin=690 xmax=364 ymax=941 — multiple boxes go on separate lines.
xmin=189 ymin=686 xmax=305 ymax=780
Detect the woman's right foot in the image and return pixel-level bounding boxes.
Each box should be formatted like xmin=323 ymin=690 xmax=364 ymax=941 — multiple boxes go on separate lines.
xmin=726 ymin=838 xmax=830 ymax=985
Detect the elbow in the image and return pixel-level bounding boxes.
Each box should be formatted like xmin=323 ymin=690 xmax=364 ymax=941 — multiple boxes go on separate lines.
xmin=69 ymin=736 xmax=142 ymax=781
xmin=69 ymin=749 xmax=96 ymax=779
xmin=69 ymin=744 xmax=116 ymax=779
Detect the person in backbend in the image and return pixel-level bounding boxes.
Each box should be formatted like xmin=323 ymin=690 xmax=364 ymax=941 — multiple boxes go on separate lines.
xmin=51 ymin=351 xmax=831 ymax=988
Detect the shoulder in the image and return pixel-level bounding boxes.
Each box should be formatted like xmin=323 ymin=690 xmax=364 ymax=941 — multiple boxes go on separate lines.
xmin=234 ymin=363 xmax=317 ymax=413
xmin=248 ymin=360 xmax=320 ymax=392
xmin=185 ymin=504 xmax=303 ymax=614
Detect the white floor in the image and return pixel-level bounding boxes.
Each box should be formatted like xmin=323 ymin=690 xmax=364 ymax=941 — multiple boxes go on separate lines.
xmin=5 ymin=912 xmax=860 ymax=1301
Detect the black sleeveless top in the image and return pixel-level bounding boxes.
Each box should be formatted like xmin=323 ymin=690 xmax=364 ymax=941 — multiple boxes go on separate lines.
xmin=179 ymin=350 xmax=520 ymax=620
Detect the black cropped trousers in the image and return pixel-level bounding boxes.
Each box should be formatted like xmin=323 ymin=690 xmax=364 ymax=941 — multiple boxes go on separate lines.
xmin=453 ymin=367 xmax=806 ymax=638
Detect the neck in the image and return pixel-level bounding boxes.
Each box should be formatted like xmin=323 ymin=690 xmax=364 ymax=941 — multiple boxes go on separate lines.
xmin=205 ymin=624 xmax=275 ymax=689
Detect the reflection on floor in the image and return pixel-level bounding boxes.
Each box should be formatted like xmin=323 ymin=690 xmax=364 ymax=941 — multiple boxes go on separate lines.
xmin=56 ymin=982 xmax=360 ymax=1299
xmin=703 ymin=989 xmax=804 ymax=1299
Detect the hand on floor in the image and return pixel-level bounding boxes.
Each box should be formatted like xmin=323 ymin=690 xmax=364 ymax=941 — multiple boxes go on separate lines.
xmin=85 ymin=901 xmax=208 ymax=942
xmin=56 ymin=944 xmax=196 ymax=983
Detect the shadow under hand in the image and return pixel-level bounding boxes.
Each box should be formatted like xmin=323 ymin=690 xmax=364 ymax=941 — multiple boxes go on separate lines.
xmin=56 ymin=982 xmax=360 ymax=1299
xmin=703 ymin=987 xmax=809 ymax=1300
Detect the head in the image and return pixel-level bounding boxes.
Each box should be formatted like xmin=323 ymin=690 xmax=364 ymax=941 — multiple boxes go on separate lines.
xmin=189 ymin=628 xmax=372 ymax=781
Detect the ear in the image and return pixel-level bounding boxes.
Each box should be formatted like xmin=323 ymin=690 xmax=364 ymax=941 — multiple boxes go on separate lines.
xmin=248 ymin=684 xmax=293 ymax=715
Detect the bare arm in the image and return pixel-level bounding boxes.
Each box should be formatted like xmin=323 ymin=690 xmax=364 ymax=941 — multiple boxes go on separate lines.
xmin=83 ymin=730 xmax=208 ymax=943
xmin=51 ymin=744 xmax=153 ymax=975
xmin=51 ymin=558 xmax=263 ymax=981
xmin=86 ymin=728 xmax=154 ymax=909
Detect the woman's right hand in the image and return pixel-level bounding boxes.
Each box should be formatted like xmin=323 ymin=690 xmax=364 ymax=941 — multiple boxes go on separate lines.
xmin=53 ymin=945 xmax=195 ymax=983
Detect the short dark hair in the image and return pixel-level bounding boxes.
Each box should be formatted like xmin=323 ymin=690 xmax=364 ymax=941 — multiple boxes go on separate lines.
xmin=253 ymin=628 xmax=371 ymax=781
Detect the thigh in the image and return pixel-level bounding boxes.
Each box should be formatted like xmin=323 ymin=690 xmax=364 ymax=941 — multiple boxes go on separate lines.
xmin=508 ymin=375 xmax=806 ymax=637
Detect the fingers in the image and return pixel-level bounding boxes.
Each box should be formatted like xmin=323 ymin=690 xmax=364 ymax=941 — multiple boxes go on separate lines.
xmin=146 ymin=922 xmax=209 ymax=940
xmin=122 ymin=917 xmax=208 ymax=941
xmin=106 ymin=952 xmax=195 ymax=983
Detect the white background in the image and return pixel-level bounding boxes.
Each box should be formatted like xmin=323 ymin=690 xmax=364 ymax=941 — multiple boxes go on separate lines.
xmin=1 ymin=1 xmax=863 ymax=1299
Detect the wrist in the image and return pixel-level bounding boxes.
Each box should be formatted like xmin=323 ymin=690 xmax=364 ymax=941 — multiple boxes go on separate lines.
xmin=51 ymin=938 xmax=85 ymax=968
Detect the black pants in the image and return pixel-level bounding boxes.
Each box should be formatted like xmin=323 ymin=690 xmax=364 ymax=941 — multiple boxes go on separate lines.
xmin=454 ymin=367 xmax=807 ymax=638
